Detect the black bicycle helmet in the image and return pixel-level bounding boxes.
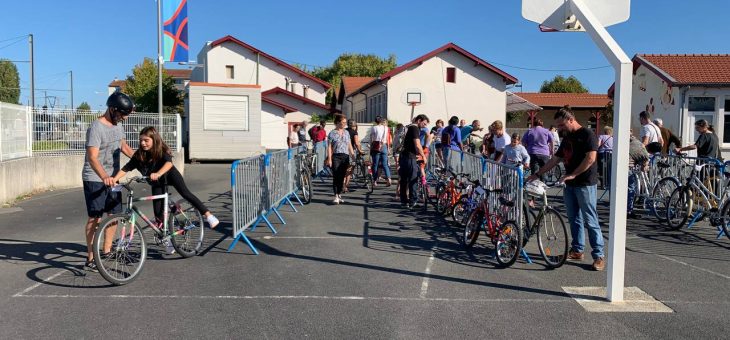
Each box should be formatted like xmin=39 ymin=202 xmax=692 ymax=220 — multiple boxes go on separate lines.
xmin=106 ymin=92 xmax=135 ymax=115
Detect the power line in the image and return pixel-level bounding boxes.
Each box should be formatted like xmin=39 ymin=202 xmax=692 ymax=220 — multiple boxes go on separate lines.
xmin=484 ymin=59 xmax=612 ymax=72
xmin=0 ymin=34 xmax=28 ymax=43
xmin=0 ymin=36 xmax=27 ymax=50
xmin=0 ymin=86 xmax=71 ymax=92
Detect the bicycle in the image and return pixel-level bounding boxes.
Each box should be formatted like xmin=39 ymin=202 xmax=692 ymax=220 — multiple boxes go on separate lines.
xmin=666 ymin=160 xmax=729 ymax=231
xmin=92 ymin=176 xmax=204 ymax=285
xmin=461 ymin=187 xmax=523 ymax=267
xmin=294 ymin=150 xmax=313 ymax=204
xmin=435 ymin=170 xmax=469 ymax=215
xmin=522 ymin=181 xmax=568 ymax=268
xmin=352 ymin=153 xmax=374 ymax=194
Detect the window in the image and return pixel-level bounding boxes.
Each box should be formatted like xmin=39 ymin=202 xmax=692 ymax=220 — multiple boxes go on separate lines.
xmin=722 ymin=98 xmax=730 ymax=143
xmin=225 ymin=65 xmax=234 ymax=79
xmin=446 ymin=67 xmax=456 ymax=83
xmin=688 ymin=96 xmax=715 ymax=112
xmin=203 ymin=95 xmax=249 ymax=131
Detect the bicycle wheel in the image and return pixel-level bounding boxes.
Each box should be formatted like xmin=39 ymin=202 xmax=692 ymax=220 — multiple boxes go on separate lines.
xmin=462 ymin=211 xmax=482 ymax=248
xmin=536 ymin=208 xmax=568 ymax=268
xmin=170 ymin=199 xmax=205 ymax=258
xmin=452 ymin=197 xmax=471 ymax=224
xmin=495 ymin=220 xmax=522 ymax=267
xmin=436 ymin=187 xmax=450 ymax=215
xmin=666 ymin=187 xmax=692 ymax=230
xmin=544 ymin=165 xmax=562 ymax=186
xmin=93 ymin=214 xmax=147 ymax=285
xmin=299 ymin=168 xmax=313 ymax=204
xmin=719 ymin=199 xmax=730 ymax=241
xmin=420 ymin=182 xmax=429 ymax=212
xmin=650 ymin=177 xmax=680 ymax=222
xmin=365 ymin=174 xmax=374 ymax=193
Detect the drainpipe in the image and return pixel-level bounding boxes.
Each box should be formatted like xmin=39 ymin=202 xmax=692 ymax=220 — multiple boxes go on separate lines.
xmin=679 ymin=85 xmax=691 ymax=145
xmin=346 ymin=96 xmax=354 ymax=119
xmin=256 ymin=52 xmax=260 ymax=85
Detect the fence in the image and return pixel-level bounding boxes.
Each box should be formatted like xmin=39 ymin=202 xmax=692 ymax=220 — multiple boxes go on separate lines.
xmin=229 ymin=147 xmax=306 ymax=254
xmin=0 ymin=102 xmax=181 ymax=161
xmin=435 ymin=146 xmax=524 ymax=229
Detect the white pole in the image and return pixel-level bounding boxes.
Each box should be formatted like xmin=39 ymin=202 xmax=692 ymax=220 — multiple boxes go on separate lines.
xmin=569 ymin=0 xmax=632 ymax=302
xmin=157 ymin=0 xmax=164 ymax=131
xmin=0 ymin=102 xmax=3 ymax=162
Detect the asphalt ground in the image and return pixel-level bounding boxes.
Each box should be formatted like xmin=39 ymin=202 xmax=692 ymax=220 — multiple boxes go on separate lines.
xmin=0 ymin=164 xmax=729 ymax=339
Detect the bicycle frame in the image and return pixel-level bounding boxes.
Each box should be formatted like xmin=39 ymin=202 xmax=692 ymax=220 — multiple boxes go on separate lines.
xmin=121 ymin=183 xmax=171 ymax=236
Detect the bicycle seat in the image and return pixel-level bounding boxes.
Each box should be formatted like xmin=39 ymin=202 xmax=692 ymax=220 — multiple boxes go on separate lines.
xmin=498 ymin=196 xmax=515 ymax=207
xmin=657 ymin=162 xmax=671 ymax=169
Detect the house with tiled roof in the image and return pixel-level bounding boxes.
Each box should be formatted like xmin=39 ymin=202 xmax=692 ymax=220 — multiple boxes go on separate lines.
xmin=107 ymin=68 xmax=192 ymax=95
xmin=608 ymin=54 xmax=730 ymax=156
xmin=513 ymin=92 xmax=611 ymax=129
xmin=344 ymin=43 xmax=518 ymax=126
xmin=336 ymin=76 xmax=375 ymax=115
xmin=186 ymin=35 xmax=332 ymax=158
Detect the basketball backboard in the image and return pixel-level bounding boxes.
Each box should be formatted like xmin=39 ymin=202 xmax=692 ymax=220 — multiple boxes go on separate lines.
xmin=522 ymin=0 xmax=630 ymax=32
xmin=401 ymin=88 xmax=424 ymax=106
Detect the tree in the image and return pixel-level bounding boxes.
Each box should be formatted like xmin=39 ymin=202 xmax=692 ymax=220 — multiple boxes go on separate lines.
xmin=539 ymin=75 xmax=589 ymax=93
xmin=0 ymin=59 xmax=21 ymax=104
xmin=309 ymin=53 xmax=397 ymax=105
xmin=123 ymin=58 xmax=182 ymax=113
xmin=76 ymin=101 xmax=91 ymax=111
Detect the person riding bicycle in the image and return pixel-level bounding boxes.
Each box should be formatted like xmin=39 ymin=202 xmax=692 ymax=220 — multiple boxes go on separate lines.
xmin=110 ymin=127 xmax=220 ymax=233
xmin=81 ymin=91 xmax=136 ymax=272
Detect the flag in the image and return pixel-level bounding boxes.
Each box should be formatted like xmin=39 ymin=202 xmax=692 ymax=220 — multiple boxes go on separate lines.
xmin=162 ymin=0 xmax=188 ymax=62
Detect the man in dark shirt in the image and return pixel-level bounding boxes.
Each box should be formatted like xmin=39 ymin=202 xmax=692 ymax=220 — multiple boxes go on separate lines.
xmin=399 ymin=114 xmax=430 ymax=209
xmin=676 ymin=119 xmax=720 ymax=159
xmin=652 ymin=118 xmax=681 ymax=154
xmin=528 ymin=106 xmax=605 ymax=271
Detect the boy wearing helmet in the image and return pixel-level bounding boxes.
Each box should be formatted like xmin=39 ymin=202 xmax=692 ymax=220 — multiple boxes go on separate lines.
xmin=81 ymin=92 xmax=135 ymax=271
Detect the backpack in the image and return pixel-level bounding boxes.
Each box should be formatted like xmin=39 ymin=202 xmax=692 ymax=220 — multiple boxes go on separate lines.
xmin=394 ymin=125 xmax=411 ymax=154
xmin=441 ymin=126 xmax=453 ymax=147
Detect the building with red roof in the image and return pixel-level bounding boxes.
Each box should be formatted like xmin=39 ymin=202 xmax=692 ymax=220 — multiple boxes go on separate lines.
xmin=343 ymin=42 xmax=518 ymax=125
xmin=513 ymin=92 xmax=611 ymax=130
xmin=608 ymin=54 xmax=730 ymax=155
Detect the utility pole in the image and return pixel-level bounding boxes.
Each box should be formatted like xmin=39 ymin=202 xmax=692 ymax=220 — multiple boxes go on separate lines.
xmin=69 ymin=70 xmax=74 ymax=110
xmin=29 ymin=34 xmax=35 ymax=108
xmin=157 ymin=0 xmax=164 ymax=131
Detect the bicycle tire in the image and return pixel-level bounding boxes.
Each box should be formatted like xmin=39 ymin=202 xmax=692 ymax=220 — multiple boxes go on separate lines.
xmin=666 ymin=187 xmax=692 ymax=230
xmin=366 ymin=174 xmax=374 ymax=194
xmin=436 ymin=187 xmax=450 ymax=215
xmin=170 ymin=199 xmax=205 ymax=258
xmin=536 ymin=208 xmax=568 ymax=269
xmin=462 ymin=211 xmax=482 ymax=248
xmin=452 ymin=197 xmax=468 ymax=223
xmin=421 ymin=182 xmax=429 ymax=212
xmin=299 ymin=168 xmax=313 ymax=204
xmin=719 ymin=198 xmax=730 ymax=241
xmin=544 ymin=166 xmax=562 ymax=186
xmin=93 ymin=214 xmax=147 ymax=285
xmin=495 ymin=220 xmax=522 ymax=267
xmin=650 ymin=176 xmax=680 ymax=222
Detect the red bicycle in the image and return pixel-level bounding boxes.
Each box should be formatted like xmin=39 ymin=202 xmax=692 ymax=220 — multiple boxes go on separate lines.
xmin=461 ymin=187 xmax=522 ymax=267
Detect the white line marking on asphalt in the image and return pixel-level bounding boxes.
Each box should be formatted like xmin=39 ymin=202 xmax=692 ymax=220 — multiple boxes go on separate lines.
xmin=419 ymin=243 xmax=437 ymax=299
xmin=13 ymin=294 xmax=571 ymax=303
xmin=13 ymin=270 xmax=67 ymax=297
xmin=630 ymin=246 xmax=730 ymax=280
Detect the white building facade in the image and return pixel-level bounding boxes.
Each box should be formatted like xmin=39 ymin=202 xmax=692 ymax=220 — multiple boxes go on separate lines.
xmin=617 ymin=54 xmax=730 ymax=157
xmin=345 ymin=43 xmax=518 ymax=126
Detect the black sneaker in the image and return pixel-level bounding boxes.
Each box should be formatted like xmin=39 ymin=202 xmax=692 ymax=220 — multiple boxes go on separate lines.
xmin=83 ymin=261 xmax=98 ymax=272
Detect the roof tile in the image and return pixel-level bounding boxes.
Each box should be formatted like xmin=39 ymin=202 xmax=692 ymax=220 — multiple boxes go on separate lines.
xmin=515 ymin=92 xmax=611 ymax=109
xmin=639 ymin=54 xmax=730 ymax=85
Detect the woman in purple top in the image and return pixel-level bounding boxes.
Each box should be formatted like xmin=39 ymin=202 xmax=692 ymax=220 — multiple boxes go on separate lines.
xmin=522 ymin=118 xmax=554 ymax=180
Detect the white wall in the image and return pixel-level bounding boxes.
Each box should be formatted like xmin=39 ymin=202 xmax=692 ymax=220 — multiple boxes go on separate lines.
xmin=261 ymin=102 xmax=288 ymax=150
xmin=198 ymin=41 xmax=328 ymax=103
xmin=348 ymin=50 xmax=508 ymax=126
xmin=263 ymin=92 xmax=330 ymax=120
xmin=631 ymin=64 xmax=681 ymax=136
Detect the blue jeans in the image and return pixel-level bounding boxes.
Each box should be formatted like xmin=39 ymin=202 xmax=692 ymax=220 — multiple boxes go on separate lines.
xmin=371 ymin=145 xmax=391 ymax=180
xmin=398 ymin=156 xmax=419 ymax=204
xmin=627 ymin=173 xmax=637 ymax=213
xmin=563 ymin=185 xmax=604 ymax=259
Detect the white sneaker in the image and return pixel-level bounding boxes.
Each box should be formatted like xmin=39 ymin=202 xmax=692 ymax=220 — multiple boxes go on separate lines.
xmin=337 ymin=195 xmax=345 ymax=204
xmin=163 ymin=239 xmax=176 ymax=254
xmin=333 ymin=196 xmax=340 ymax=204
xmin=206 ymin=215 xmax=220 ymax=229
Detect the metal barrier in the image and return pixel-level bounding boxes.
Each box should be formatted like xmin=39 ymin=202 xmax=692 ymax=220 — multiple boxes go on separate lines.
xmin=0 ymin=101 xmax=181 ymax=161
xmin=228 ymin=148 xmax=306 ymax=254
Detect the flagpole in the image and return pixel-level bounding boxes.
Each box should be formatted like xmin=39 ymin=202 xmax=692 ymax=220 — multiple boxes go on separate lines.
xmin=157 ymin=0 xmax=164 ymax=131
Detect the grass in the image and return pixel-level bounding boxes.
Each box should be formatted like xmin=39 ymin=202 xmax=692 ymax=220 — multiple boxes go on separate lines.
xmin=32 ymin=141 xmax=70 ymax=151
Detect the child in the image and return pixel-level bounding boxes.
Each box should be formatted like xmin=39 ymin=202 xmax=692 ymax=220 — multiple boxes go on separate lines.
xmin=502 ymin=133 xmax=530 ymax=169
xmin=111 ymin=126 xmax=219 ymax=229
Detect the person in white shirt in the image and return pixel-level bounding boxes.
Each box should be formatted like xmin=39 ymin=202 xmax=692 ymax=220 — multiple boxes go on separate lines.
xmin=491 ymin=120 xmax=511 ymax=162
xmin=369 ymin=116 xmax=392 ymax=186
xmin=288 ymin=124 xmax=301 ymax=149
xmin=639 ymin=111 xmax=663 ymax=153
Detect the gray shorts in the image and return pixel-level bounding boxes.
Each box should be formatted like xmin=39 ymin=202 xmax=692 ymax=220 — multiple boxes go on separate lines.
xmin=83 ymin=181 xmax=122 ymax=218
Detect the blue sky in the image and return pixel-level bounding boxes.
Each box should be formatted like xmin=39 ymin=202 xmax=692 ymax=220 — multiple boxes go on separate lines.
xmin=2 ymin=0 xmax=728 ymax=110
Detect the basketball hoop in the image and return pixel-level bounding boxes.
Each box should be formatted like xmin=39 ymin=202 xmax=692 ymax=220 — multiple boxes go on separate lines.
xmin=408 ymin=101 xmax=421 ymax=107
